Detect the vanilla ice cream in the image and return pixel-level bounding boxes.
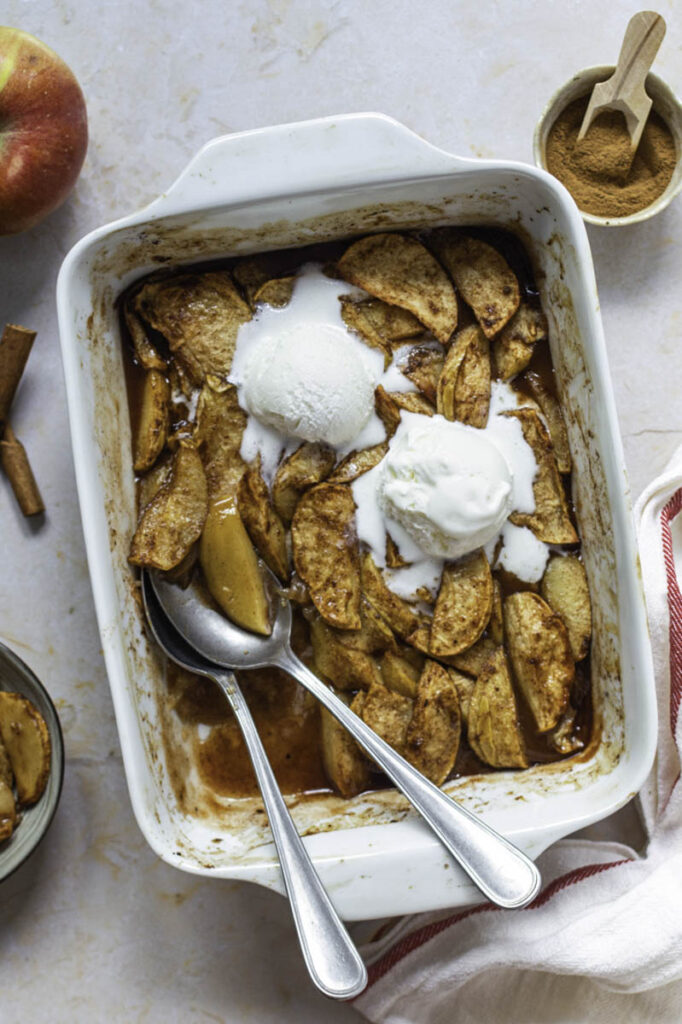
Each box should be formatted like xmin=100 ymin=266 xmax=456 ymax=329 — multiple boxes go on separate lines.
xmin=230 ymin=265 xmax=384 ymax=452
xmin=377 ymin=413 xmax=514 ymax=559
xmin=242 ymin=322 xmax=375 ymax=445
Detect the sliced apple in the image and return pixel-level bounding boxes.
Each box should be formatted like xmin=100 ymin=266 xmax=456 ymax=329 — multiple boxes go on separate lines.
xmin=329 ymin=443 xmax=389 ymax=484
xmin=252 ymin=276 xmax=295 ymax=308
xmin=135 ymin=271 xmax=251 ymax=384
xmin=361 ymin=552 xmax=423 ymax=640
xmin=541 ymin=554 xmax=592 ymax=661
xmin=335 ymin=596 xmax=397 ymax=655
xmin=361 ymin=683 xmax=413 ymax=755
xmin=504 ymin=591 xmax=574 ymax=733
xmin=0 ymin=692 xmax=51 ymax=806
xmin=310 ymin=615 xmax=382 ymax=691
xmin=124 ymin=305 xmax=166 ymax=371
xmin=291 ymin=484 xmax=362 ymax=630
xmin=133 ymin=369 xmax=170 ymax=473
xmin=237 ymin=458 xmax=289 ymax=581
xmin=272 ymin=442 xmax=336 ymax=523
xmin=431 ymin=232 xmax=520 ymax=338
xmin=199 ymin=495 xmax=271 ymax=636
xmin=320 ymin=695 xmax=371 ymax=799
xmin=522 ymin=369 xmax=572 ymax=474
xmin=401 ymin=346 xmax=444 ymax=404
xmin=381 ymin=650 xmax=423 ymax=699
xmin=505 ymin=408 xmax=578 ymax=544
xmin=467 ymin=647 xmax=527 ymax=769
xmin=493 ymin=303 xmax=547 ymax=381
xmin=404 ymin=660 xmax=461 ymax=785
xmin=0 ymin=779 xmax=16 ymax=842
xmin=426 ymin=551 xmax=493 ymax=658
xmin=343 ymin=297 xmax=424 ymax=355
xmin=337 ymin=233 xmax=458 ymax=343
xmin=340 ymin=296 xmax=392 ymax=367
xmin=194 ymin=382 xmax=247 ymax=501
xmin=129 ymin=444 xmax=208 ymax=571
xmin=436 ymin=324 xmax=491 ymax=428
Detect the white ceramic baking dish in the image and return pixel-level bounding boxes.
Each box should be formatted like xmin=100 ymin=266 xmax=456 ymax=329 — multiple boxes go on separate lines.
xmin=57 ymin=113 xmax=657 ymax=920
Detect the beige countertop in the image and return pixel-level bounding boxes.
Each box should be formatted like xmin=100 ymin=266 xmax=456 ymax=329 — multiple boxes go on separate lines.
xmin=0 ymin=1 xmax=680 ymax=1020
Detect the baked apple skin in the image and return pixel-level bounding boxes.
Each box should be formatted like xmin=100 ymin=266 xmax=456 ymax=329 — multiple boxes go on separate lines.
xmin=0 ymin=26 xmax=88 ymax=234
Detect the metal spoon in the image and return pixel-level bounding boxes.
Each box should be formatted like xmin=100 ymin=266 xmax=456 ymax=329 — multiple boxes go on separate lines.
xmin=148 ymin=568 xmax=542 ymax=910
xmin=141 ymin=571 xmax=368 ymax=1000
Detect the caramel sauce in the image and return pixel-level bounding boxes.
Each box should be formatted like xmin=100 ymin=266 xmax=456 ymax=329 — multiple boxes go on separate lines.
xmin=169 ymin=663 xmax=330 ymax=797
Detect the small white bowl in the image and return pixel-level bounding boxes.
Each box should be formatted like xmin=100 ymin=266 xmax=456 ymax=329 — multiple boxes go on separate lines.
xmin=534 ymin=65 xmax=682 ymax=226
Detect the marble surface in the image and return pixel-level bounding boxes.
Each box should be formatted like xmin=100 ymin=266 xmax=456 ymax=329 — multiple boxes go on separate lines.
xmin=0 ymin=1 xmax=680 ymax=1020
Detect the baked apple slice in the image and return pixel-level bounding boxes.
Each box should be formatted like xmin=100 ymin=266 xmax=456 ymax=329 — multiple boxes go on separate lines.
xmin=0 ymin=779 xmax=16 ymax=842
xmin=199 ymin=495 xmax=271 ymax=636
xmin=337 ymin=233 xmax=458 ymax=344
xmin=467 ymin=647 xmax=527 ymax=769
xmin=135 ymin=271 xmax=251 ymax=384
xmin=272 ymin=442 xmax=336 ymax=523
xmin=237 ymin=457 xmax=289 ymax=581
xmin=541 ymin=555 xmax=592 ymax=661
xmin=132 ymin=369 xmax=170 ymax=473
xmin=0 ymin=692 xmax=51 ymax=806
xmin=431 ymin=232 xmax=520 ymax=338
xmin=291 ymin=484 xmax=362 ymax=630
xmin=320 ymin=694 xmax=371 ymax=798
xmin=504 ymin=591 xmax=574 ymax=733
xmin=404 ymin=660 xmax=461 ymax=785
xmin=437 ymin=324 xmax=491 ymax=428
xmin=129 ymin=444 xmax=208 ymax=571
xmin=419 ymin=551 xmax=493 ymax=658
xmin=493 ymin=304 xmax=548 ymax=381
xmin=505 ymin=408 xmax=578 ymax=544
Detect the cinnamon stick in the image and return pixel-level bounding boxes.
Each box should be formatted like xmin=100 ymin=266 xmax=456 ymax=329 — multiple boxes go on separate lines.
xmin=0 ymin=325 xmax=36 ymax=427
xmin=0 ymin=424 xmax=44 ymax=516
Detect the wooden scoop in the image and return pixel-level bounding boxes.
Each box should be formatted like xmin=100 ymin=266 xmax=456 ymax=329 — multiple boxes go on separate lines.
xmin=577 ymin=11 xmax=666 ymax=154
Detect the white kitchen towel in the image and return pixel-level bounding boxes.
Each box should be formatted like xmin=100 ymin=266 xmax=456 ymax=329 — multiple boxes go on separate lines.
xmin=354 ymin=444 xmax=682 ymax=1023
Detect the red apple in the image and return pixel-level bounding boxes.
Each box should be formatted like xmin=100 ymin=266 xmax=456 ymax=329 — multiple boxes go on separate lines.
xmin=0 ymin=27 xmax=88 ymax=234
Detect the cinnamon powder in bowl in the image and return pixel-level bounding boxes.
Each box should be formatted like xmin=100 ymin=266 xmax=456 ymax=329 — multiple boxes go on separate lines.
xmin=534 ymin=66 xmax=682 ymax=226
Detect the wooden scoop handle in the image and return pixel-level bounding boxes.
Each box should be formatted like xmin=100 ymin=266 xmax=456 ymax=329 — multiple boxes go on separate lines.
xmin=578 ymin=11 xmax=666 ymax=148
xmin=610 ymin=11 xmax=666 ymax=99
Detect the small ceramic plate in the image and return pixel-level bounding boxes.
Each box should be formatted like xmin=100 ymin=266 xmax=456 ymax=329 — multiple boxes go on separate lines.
xmin=0 ymin=640 xmax=64 ymax=882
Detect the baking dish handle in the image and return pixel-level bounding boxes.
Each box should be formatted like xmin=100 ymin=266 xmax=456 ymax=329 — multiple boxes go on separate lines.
xmin=143 ymin=113 xmax=476 ymax=219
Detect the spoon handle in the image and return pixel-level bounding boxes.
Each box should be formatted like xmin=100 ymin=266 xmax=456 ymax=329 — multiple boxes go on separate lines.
xmin=278 ymin=651 xmax=541 ymax=909
xmin=211 ymin=668 xmax=367 ymax=999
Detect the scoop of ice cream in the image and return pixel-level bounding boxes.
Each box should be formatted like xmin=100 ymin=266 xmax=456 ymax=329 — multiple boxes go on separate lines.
xmin=242 ymin=322 xmax=376 ymax=446
xmin=378 ymin=413 xmax=514 ymax=559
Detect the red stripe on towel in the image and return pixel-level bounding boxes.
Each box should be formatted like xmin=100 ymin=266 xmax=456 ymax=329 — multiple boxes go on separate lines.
xmin=660 ymin=488 xmax=682 ymax=732
xmin=362 ymin=859 xmax=630 ymax=992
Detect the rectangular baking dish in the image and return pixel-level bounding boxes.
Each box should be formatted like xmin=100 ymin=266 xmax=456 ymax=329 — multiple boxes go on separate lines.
xmin=56 ymin=113 xmax=657 ymax=920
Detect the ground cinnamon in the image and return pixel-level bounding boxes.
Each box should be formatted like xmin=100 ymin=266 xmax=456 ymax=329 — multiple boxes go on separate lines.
xmin=545 ymin=94 xmax=677 ymax=217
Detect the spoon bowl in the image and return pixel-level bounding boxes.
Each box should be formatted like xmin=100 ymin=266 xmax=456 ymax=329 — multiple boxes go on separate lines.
xmin=149 ymin=567 xmax=542 ymax=910
xmin=150 ymin=567 xmax=294 ymax=670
